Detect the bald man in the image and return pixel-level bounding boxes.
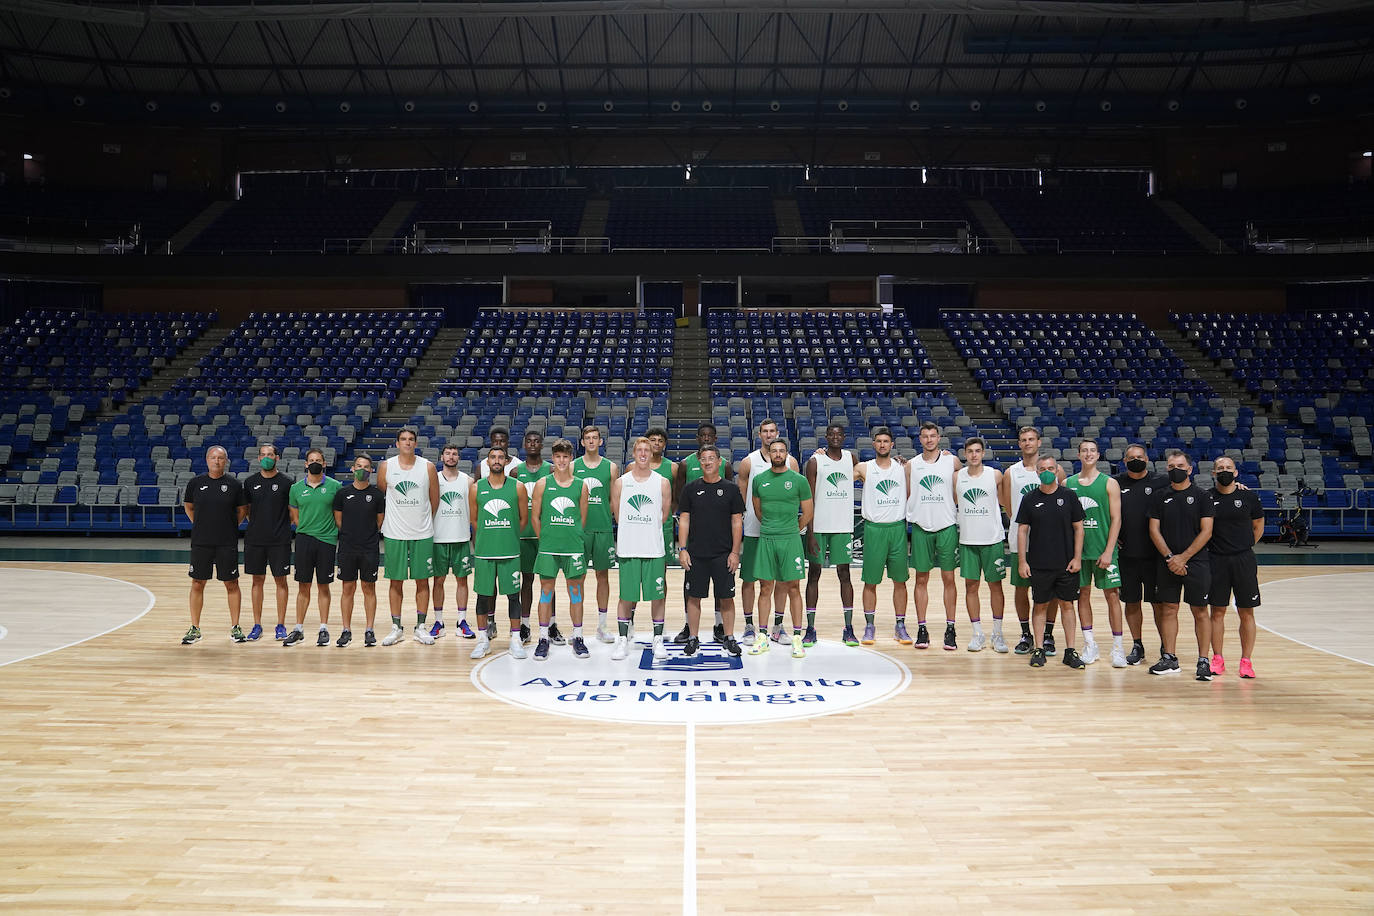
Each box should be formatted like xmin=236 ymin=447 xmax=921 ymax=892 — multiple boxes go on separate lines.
xmin=182 ymin=445 xmax=247 ymax=645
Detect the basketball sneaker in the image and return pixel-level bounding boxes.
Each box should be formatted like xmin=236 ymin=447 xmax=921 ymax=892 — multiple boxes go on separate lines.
xmin=1148 ymin=654 xmax=1180 ymax=676
xmin=791 ymin=633 xmax=806 ymax=659
xmin=1239 ymin=658 xmax=1256 ymax=679
xmin=596 ymin=624 xmax=617 ymax=644
xmin=683 ymin=636 xmax=701 ymax=657
xmin=316 ymin=627 xmax=329 ymax=647
xmin=181 ymin=625 xmax=202 ymax=645
xmin=712 ymin=623 xmax=727 ymax=643
xmin=283 ymin=629 xmax=305 ymax=647
xmin=1110 ymin=646 xmax=1128 ymax=668
xmin=842 ymin=625 xmax=859 ymax=647
xmin=991 ymin=632 xmax=1009 ymax=654
xmin=1063 ymin=648 xmax=1085 ymax=670
xmin=720 ymin=635 xmax=743 ymax=657
xmin=1210 ymin=654 xmax=1226 ymax=675
xmin=1080 ymin=641 xmax=1099 ymax=665
xmin=457 ymin=621 xmax=476 ymax=639
xmin=572 ymin=636 xmax=590 ymax=659
xmin=967 ymin=631 xmax=987 ymax=653
xmin=429 ymin=621 xmax=445 ymax=639
xmin=381 ymin=625 xmax=405 ymax=646
xmin=534 ymin=638 xmax=550 ymax=661
xmin=508 ymin=634 xmax=528 ymax=659
xmin=1014 ymin=633 xmax=1033 ymax=655
xmin=914 ymin=624 xmax=930 ymax=649
xmin=336 ymin=630 xmax=352 ymax=648
xmin=943 ymin=624 xmax=957 ymax=651
xmin=519 ymin=623 xmax=531 ymax=645
xmin=651 ymin=636 xmax=667 ymax=661
xmin=742 ymin=621 xmax=757 ymax=643
xmin=1126 ymin=640 xmax=1147 ymax=665
xmin=1042 ymin=633 xmax=1057 ymax=656
xmin=672 ymin=624 xmax=692 ymax=645
xmin=230 ymin=625 xmax=247 ymax=644
xmin=1195 ymin=657 xmax=1214 ymax=682
xmin=861 ymin=623 xmax=876 ymax=645
xmin=246 ymin=624 xmax=263 ymax=641
xmin=1029 ymin=647 xmax=1046 ymax=668
xmin=470 ymin=634 xmax=490 ymax=659
xmin=273 ymin=623 xmax=287 ymax=641
xmin=893 ymin=621 xmax=912 ymax=644
xmin=364 ymin=629 xmax=377 ymax=647
xmin=413 ymin=627 xmax=435 ymax=646
xmin=770 ymin=625 xmax=787 ymax=644
xmin=611 ymin=635 xmax=629 ymax=660
xmin=803 ymin=626 xmax=818 ymax=648
xmin=747 ymin=633 xmax=771 ymax=655
xmin=548 ymin=622 xmax=567 ymax=646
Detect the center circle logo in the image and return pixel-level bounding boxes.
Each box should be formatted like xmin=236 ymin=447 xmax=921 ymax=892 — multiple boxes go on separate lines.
xmin=472 ymin=639 xmax=910 ymax=725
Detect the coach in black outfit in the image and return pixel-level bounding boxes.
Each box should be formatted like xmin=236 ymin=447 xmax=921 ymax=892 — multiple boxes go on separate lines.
xmin=678 ymin=444 xmax=745 ymax=658
xmin=1015 ymin=454 xmax=1086 ymax=670
xmin=1207 ymin=456 xmax=1265 ymax=680
xmin=240 ymin=442 xmax=294 ymax=641
xmin=1147 ymin=449 xmax=1214 ymax=680
xmin=182 ymin=444 xmax=247 ymax=645
xmin=1113 ymin=442 xmax=1168 ymax=666
xmin=333 ymin=454 xmax=387 ymax=647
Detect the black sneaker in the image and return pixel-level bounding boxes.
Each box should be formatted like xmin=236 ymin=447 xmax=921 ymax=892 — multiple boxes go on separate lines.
xmin=364 ymin=629 xmax=377 ymax=647
xmin=943 ymin=624 xmax=957 ymax=651
xmin=1148 ymin=654 xmax=1181 ymax=676
xmin=1063 ymin=648 xmax=1085 ymax=670
xmin=316 ymin=628 xmax=329 ymax=647
xmin=571 ymin=636 xmax=590 ymax=658
xmin=336 ymin=629 xmax=352 ymax=648
xmin=914 ymin=624 xmax=930 ymax=649
xmin=684 ymin=636 xmax=700 ymax=656
xmin=1014 ymin=633 xmax=1033 ymax=655
xmin=1042 ymin=633 xmax=1057 ymax=656
xmin=712 ymin=623 xmax=727 ymax=643
xmin=720 ymin=635 xmax=742 ymax=657
xmin=520 ymin=623 xmax=531 ymax=645
xmin=672 ymin=623 xmax=692 ymax=645
xmin=1126 ymin=641 xmax=1147 ymax=666
xmin=283 ymin=629 xmax=304 ymax=647
xmin=1195 ymin=657 xmax=1214 ymax=681
xmin=548 ymin=622 xmax=567 ymax=646
xmin=1029 ymin=647 xmax=1046 ymax=668
xmin=534 ymin=637 xmax=550 ymax=661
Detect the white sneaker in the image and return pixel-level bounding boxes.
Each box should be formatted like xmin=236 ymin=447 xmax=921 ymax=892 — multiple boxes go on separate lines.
xmin=1110 ymin=646 xmax=1128 ymax=668
xmin=508 ymin=634 xmax=527 ymax=659
xmin=967 ymin=632 xmax=987 ymax=652
xmin=1081 ymin=641 xmax=1100 ymax=665
xmin=790 ymin=633 xmax=806 ymax=659
xmin=770 ymin=626 xmax=787 ymax=644
xmin=626 ymin=628 xmax=637 ymax=646
xmin=470 ymin=635 xmax=491 ymax=660
xmin=381 ymin=625 xmax=405 ymax=646
xmin=652 ymin=636 xmax=667 ymax=661
xmin=611 ymin=635 xmax=629 ymax=660
xmin=414 ymin=627 xmax=435 ymax=645
xmin=990 ymin=632 xmax=1009 ymax=653
xmin=596 ymin=626 xmax=616 ymax=644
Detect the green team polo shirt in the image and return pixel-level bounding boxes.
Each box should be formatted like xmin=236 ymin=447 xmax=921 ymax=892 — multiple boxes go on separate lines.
xmin=754 ymin=468 xmax=812 ymax=537
xmin=290 ymin=476 xmax=343 ymax=545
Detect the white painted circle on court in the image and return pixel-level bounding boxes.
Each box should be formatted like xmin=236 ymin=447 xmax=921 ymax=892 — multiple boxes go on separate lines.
xmin=472 ymin=637 xmax=910 ymax=725
xmin=0 ymin=567 xmax=155 ymax=667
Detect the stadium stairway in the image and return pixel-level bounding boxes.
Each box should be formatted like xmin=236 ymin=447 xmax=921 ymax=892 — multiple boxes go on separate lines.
xmin=359 ymin=199 xmax=418 ymax=254
xmin=1156 ymin=199 xmax=1234 ymax=255
xmin=99 ymin=326 xmax=234 ymax=417
xmin=1155 ymin=326 xmax=1265 ymax=411
xmin=167 ymin=200 xmax=232 ymax=254
xmin=773 ymin=196 xmax=804 ymax=241
xmin=964 ymin=198 xmax=1024 ymax=254
xmin=669 ymin=320 xmax=711 ymax=449
xmin=577 ymin=197 xmax=609 ymax=239
xmin=350 ymin=326 xmax=468 ymax=457
xmin=918 ymin=329 xmax=1018 ymax=461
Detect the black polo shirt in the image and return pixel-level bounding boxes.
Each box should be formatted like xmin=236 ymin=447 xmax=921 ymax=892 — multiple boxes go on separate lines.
xmin=679 ymin=476 xmax=745 ymax=558
xmin=1207 ymin=487 xmax=1264 ymax=555
xmin=1148 ymin=483 xmax=1214 ymax=557
xmin=240 ymin=471 xmax=294 ymax=546
xmin=1014 ymin=484 xmax=1085 ymax=571
xmin=334 ymin=484 xmax=385 ymax=552
xmin=184 ymin=473 xmax=243 ymax=547
xmin=1114 ymin=472 xmax=1168 ymax=559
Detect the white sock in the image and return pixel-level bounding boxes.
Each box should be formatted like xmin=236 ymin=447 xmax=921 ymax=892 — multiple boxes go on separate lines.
xmin=1113 ymin=634 xmax=1123 ymax=650
xmin=293 ymin=624 xmax=304 ymax=633
xmin=1083 ymin=627 xmax=1096 ymax=644
xmin=992 ymin=617 xmax=1003 ymax=635
xmin=715 ymin=609 xmax=724 ymax=626
xmin=318 ymin=623 xmax=327 ymax=632
xmin=972 ymin=620 xmax=984 ymax=636
xmin=432 ymin=608 xmax=444 ymax=622
xmin=598 ymin=609 xmax=608 ymax=627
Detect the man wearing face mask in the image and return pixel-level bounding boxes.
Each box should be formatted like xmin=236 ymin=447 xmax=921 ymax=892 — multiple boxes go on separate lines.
xmin=1113 ymin=443 xmax=1168 ymax=666
xmin=1147 ymin=449 xmax=1215 ymax=680
xmin=240 ymin=442 xmax=293 ymax=641
xmin=1015 ymin=455 xmax=1086 ymax=670
xmin=333 ymin=454 xmax=386 ymax=646
xmin=1206 ymin=456 xmax=1265 ymax=679
xmin=286 ymin=448 xmax=342 ymax=646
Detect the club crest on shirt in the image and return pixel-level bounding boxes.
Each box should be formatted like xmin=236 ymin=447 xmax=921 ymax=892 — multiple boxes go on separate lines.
xmin=1234 ymin=499 xmax=1243 ymax=507
xmin=1187 ymin=496 xmax=1195 ymax=504
xmin=220 ymin=484 xmax=227 ymax=492
xmin=1056 ymin=497 xmax=1064 ymax=506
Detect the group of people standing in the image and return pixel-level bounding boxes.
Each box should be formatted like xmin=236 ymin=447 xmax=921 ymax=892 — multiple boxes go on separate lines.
xmin=180 ymin=417 xmax=1265 ymax=680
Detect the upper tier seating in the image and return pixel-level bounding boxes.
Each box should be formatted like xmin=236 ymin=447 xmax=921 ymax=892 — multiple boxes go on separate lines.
xmin=0 ymin=188 xmax=211 ymax=250
xmin=606 ymin=187 xmax=775 ymax=249
xmin=400 ymin=187 xmax=588 ymax=240
xmin=182 ymin=190 xmax=397 ymax=254
xmin=985 ymin=189 xmax=1203 ymax=254
xmin=1175 ymin=185 xmax=1374 ymax=251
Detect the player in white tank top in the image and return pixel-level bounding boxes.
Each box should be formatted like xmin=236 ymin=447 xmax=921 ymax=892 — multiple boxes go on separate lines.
xmin=376 ymin=428 xmax=440 ymax=647
xmin=955 ymin=438 xmax=1007 ymax=652
xmin=431 ymin=444 xmax=473 ymax=639
xmin=905 ymin=424 xmax=962 ymax=647
xmin=804 ymin=425 xmax=857 ymax=642
xmin=610 ymin=439 xmax=672 ymax=661
xmin=906 ymin=450 xmax=957 ymax=532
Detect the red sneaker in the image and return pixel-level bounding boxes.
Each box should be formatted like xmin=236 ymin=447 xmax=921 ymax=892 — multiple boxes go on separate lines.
xmin=1239 ymin=658 xmax=1256 ymax=679
xmin=1210 ymin=654 xmax=1226 ymax=675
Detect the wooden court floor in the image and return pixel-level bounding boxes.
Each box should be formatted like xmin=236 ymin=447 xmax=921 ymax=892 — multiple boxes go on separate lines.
xmin=1 ymin=560 xmax=1371 ymax=914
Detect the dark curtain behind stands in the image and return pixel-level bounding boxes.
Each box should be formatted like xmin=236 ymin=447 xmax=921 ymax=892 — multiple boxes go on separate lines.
xmin=896 ymin=283 xmax=970 ymax=327
xmin=642 ymin=282 xmax=683 ymax=313
xmin=700 ymin=283 xmax=737 ymax=310
xmin=0 ymin=279 xmax=101 ymax=325
xmin=1288 ymin=281 xmax=1374 ymax=312
xmin=410 ymin=283 xmax=501 ymax=327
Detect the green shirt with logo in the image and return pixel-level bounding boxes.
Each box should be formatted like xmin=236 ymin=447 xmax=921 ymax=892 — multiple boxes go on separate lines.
xmin=475 ymin=476 xmax=521 ymax=559
xmin=290 ymin=476 xmax=343 ymax=545
xmin=510 ymin=459 xmax=552 ymax=539
xmin=754 ymin=468 xmax=813 ymax=537
xmin=1067 ymin=471 xmax=1113 ymax=558
xmin=539 ymin=475 xmax=585 ymax=555
xmin=572 ymin=456 xmax=614 ymax=532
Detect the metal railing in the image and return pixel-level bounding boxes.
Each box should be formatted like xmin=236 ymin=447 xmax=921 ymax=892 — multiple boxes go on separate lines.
xmin=1252 ymin=237 xmax=1374 ymax=254
xmin=770 ymin=235 xmax=1059 ymax=254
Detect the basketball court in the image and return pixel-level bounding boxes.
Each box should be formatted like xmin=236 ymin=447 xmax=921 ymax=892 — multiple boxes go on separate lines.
xmin=1 ymin=544 xmax=1371 ymax=913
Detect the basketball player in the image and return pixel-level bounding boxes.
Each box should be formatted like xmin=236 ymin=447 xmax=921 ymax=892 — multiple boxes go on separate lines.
xmin=573 ymin=425 xmax=618 ymax=644
xmin=240 ymin=442 xmax=292 ymax=641
xmin=531 ymin=438 xmax=590 ymax=660
xmin=678 ymin=444 xmax=745 ymax=657
xmin=646 ymin=426 xmax=677 ymax=560
xmin=610 ymin=437 xmax=671 ymax=661
xmin=999 ymin=426 xmax=1063 ymax=655
xmin=954 ymin=437 xmax=1008 ymax=653
xmin=333 ymin=454 xmax=385 ymax=646
xmin=907 ymin=421 xmax=962 ymax=650
xmin=1015 ymin=455 xmax=1086 ymax=670
xmin=748 ymin=438 xmax=814 ymax=659
xmin=377 ymin=427 xmax=439 ymax=647
xmin=855 ymin=427 xmax=908 ymax=647
xmin=1148 ymin=449 xmax=1215 ymax=680
xmin=429 ymin=443 xmax=476 ymax=640
xmin=478 ymin=425 xmax=512 ymax=639
xmin=284 ymin=447 xmax=341 ymax=646
xmin=737 ymin=419 xmax=798 ymax=644
xmin=181 ymin=445 xmax=246 ymax=644
xmin=510 ymin=430 xmax=556 ymax=646
xmin=468 ymin=444 xmax=528 ymax=660
xmin=674 ymin=422 xmax=732 ymax=645
xmin=1114 ymin=443 xmax=1167 ymax=665
xmin=804 ymin=423 xmax=856 ymax=649
xmin=1207 ymin=456 xmax=1264 ymax=679
xmin=1066 ymin=439 xmax=1125 ymax=667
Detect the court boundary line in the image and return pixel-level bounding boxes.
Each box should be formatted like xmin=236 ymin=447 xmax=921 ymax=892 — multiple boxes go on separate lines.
xmin=0 ymin=567 xmax=156 ymax=668
xmin=1255 ymin=570 xmax=1374 ymax=669
xmin=684 ymin=722 xmax=697 ymax=916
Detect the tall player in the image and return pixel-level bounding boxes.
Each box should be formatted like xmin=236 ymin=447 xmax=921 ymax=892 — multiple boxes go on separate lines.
xmin=954 ymin=437 xmax=1008 ymax=653
xmin=377 ymin=427 xmax=439 ymax=647
xmin=468 ymin=444 xmax=528 ymax=660
xmin=999 ymin=426 xmax=1063 ymax=655
xmin=854 ymin=428 xmax=908 ymax=646
xmin=1066 ymin=439 xmax=1125 ymax=667
xmin=429 ymin=443 xmax=476 ymax=640
xmin=531 ymin=438 xmax=590 ymax=660
xmin=804 ymin=423 xmax=856 ymax=648
xmin=674 ymin=422 xmax=733 ymax=644
xmin=737 ymin=418 xmax=797 ymax=644
xmin=573 ymin=424 xmax=618 ymax=644
xmin=907 ymin=421 xmax=962 ymax=650
xmin=646 ymin=426 xmax=677 ymax=560
xmin=610 ymin=437 xmax=671 ymax=661
xmin=510 ymin=430 xmax=555 ymax=646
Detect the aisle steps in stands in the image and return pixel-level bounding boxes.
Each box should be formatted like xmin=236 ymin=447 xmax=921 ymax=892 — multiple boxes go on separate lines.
xmin=964 ymin=198 xmax=1024 ymax=254
xmin=668 ymin=320 xmax=711 ymax=454
xmin=1156 ymin=199 xmax=1234 ymax=255
xmin=360 ymin=199 xmax=418 ymax=254
xmin=920 ymin=330 xmax=1018 ymax=461
xmin=168 ymin=200 xmax=232 ymax=254
xmin=1155 ymin=326 xmax=1264 ymax=411
xmin=578 ymin=198 xmax=609 ymax=239
xmin=103 ymin=327 xmax=234 ymax=415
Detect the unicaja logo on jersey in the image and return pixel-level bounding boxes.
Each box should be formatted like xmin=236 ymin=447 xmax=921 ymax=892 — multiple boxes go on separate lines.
xmin=961 ymin=487 xmax=992 ymax=515
xmin=1078 ymin=494 xmax=1100 ymax=527
xmin=825 ymin=471 xmax=849 ymax=496
xmin=440 ymin=491 xmax=463 ymax=508
xmin=1020 ymin=483 xmax=1038 ymax=496
xmin=550 ymin=496 xmax=578 ymax=525
xmin=583 ymin=477 xmax=603 ymax=502
xmin=625 ymin=492 xmax=657 ymax=524
xmin=874 ymin=478 xmax=902 ymax=507
xmin=917 ymin=474 xmax=945 ymax=501
xmin=483 ymin=498 xmax=513 ymax=527
xmin=392 ymin=479 xmax=421 ymax=506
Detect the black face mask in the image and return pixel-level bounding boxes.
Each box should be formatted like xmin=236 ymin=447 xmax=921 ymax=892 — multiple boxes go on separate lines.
xmin=1126 ymin=458 xmax=1148 ymax=473
xmin=307 ymin=462 xmax=325 ymax=476
xmin=1168 ymin=467 xmax=1189 ymax=484
xmin=1214 ymin=470 xmax=1236 ymax=486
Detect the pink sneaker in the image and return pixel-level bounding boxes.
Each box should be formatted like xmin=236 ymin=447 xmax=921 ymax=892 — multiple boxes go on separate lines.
xmin=1210 ymin=654 xmax=1226 ymax=675
xmin=1239 ymin=658 xmax=1256 ymax=679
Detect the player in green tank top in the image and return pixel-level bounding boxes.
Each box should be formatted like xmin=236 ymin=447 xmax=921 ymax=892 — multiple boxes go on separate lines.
xmin=531 ymin=439 xmax=591 ymax=659
xmin=468 ymin=445 xmax=528 ymax=660
xmin=510 ymin=430 xmax=556 ymax=644
xmin=1065 ymin=439 xmax=1125 ymax=667
xmin=575 ymin=425 xmax=620 ymax=643
xmin=672 ymin=422 xmax=735 ymax=644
